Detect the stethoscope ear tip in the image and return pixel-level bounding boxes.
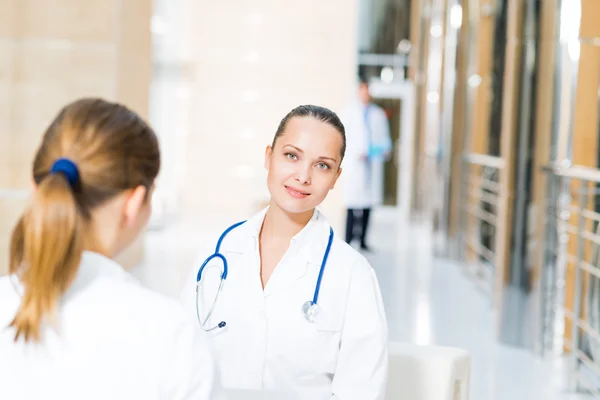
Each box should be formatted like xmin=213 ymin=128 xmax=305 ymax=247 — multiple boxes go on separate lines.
xmin=218 ymin=321 xmax=227 ymax=328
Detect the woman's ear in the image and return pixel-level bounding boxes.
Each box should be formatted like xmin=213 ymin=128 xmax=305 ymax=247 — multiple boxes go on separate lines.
xmin=264 ymin=145 xmax=273 ymax=170
xmin=30 ymin=175 xmax=37 ymax=193
xmin=123 ymin=185 xmax=148 ymax=227
xmin=331 ymin=167 xmax=343 ymax=190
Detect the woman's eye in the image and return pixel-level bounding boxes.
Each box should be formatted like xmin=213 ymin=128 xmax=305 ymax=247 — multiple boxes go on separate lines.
xmin=317 ymin=162 xmax=330 ymax=170
xmin=285 ymin=152 xmax=298 ymax=160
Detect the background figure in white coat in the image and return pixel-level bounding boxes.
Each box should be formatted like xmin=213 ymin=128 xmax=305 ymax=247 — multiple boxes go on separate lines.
xmin=341 ymin=76 xmax=392 ymax=251
xmin=181 ymin=105 xmax=388 ymax=399
xmin=0 ymin=98 xmax=221 ymax=400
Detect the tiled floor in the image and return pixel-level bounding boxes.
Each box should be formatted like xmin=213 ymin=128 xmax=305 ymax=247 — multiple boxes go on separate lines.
xmin=132 ymin=206 xmax=591 ymax=400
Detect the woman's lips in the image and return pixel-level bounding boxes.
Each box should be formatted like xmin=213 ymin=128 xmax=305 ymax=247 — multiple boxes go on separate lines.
xmin=285 ymin=185 xmax=310 ymax=199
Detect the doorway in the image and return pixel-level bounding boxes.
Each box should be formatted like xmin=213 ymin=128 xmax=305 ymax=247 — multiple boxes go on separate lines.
xmin=372 ymin=97 xmax=401 ymax=206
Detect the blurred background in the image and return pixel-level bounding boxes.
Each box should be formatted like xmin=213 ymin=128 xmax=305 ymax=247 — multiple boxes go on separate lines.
xmin=3 ymin=0 xmax=600 ymax=398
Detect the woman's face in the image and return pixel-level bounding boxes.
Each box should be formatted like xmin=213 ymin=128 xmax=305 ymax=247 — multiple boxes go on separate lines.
xmin=265 ymin=116 xmax=343 ymax=215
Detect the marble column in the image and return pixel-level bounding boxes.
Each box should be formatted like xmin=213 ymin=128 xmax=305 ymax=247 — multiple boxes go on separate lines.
xmin=0 ymin=0 xmax=152 ymax=275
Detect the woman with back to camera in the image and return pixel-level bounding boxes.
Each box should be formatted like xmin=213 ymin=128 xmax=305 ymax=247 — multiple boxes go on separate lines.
xmin=180 ymin=105 xmax=389 ymax=399
xmin=0 ymin=98 xmax=222 ymax=400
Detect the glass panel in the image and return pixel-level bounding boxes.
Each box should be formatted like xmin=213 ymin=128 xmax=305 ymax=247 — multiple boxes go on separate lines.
xmin=358 ymin=0 xmax=411 ymax=55
xmin=487 ymin=0 xmax=509 ymax=157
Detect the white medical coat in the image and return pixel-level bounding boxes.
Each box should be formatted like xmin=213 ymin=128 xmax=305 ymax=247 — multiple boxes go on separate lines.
xmin=0 ymin=251 xmax=222 ymax=400
xmin=180 ymin=208 xmax=389 ymax=400
xmin=340 ymin=101 xmax=392 ymax=209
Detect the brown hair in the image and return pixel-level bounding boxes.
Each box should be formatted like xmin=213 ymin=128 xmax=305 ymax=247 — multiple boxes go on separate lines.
xmin=8 ymin=98 xmax=160 ymax=343
xmin=272 ymin=105 xmax=346 ymax=161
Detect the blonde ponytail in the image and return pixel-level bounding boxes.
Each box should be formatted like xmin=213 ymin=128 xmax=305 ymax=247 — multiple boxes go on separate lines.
xmin=9 ymin=173 xmax=84 ymax=342
xmin=7 ymin=97 xmax=161 ymax=343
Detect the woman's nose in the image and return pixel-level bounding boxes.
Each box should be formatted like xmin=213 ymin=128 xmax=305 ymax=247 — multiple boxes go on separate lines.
xmin=295 ymin=163 xmax=312 ymax=184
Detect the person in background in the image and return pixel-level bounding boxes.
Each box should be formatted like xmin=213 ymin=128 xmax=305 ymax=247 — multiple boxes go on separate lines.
xmin=341 ymin=76 xmax=392 ymax=251
xmin=0 ymin=98 xmax=222 ymax=400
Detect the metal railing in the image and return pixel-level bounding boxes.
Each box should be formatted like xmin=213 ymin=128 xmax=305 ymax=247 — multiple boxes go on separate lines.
xmin=541 ymin=163 xmax=600 ymax=396
xmin=458 ymin=153 xmax=505 ymax=296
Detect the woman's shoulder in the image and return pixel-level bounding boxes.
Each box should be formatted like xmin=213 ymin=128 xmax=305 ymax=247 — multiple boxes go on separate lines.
xmin=98 ymin=279 xmax=201 ymax=346
xmin=0 ymin=275 xmax=16 ymax=294
xmin=210 ymin=208 xmax=267 ymax=245
xmin=313 ymin=211 xmax=372 ymax=272
xmin=0 ymin=275 xmax=20 ymax=328
xmin=83 ymin=271 xmax=190 ymax=329
xmin=330 ymin=236 xmax=374 ymax=273
xmin=191 ymin=218 xmax=255 ymax=258
xmin=323 ymin=238 xmax=383 ymax=307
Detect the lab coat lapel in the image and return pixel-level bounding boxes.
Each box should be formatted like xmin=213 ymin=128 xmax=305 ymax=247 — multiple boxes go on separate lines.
xmin=217 ymin=208 xmax=266 ymax=306
xmin=216 ymin=207 xmax=331 ymax=297
xmin=219 ymin=207 xmax=268 ymax=255
xmin=262 ymin=248 xmax=310 ymax=297
xmin=263 ymin=215 xmax=330 ymax=297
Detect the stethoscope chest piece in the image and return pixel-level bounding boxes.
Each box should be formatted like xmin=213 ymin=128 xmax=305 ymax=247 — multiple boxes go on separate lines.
xmin=302 ymin=300 xmax=320 ymax=323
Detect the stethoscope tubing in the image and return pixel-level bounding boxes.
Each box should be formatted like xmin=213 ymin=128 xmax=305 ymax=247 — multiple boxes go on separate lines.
xmin=196 ymin=220 xmax=333 ymax=329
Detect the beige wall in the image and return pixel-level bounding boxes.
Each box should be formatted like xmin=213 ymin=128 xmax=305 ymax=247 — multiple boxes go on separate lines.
xmin=180 ymin=1 xmax=359 ymax=233
xmin=0 ymin=0 xmax=152 ymax=275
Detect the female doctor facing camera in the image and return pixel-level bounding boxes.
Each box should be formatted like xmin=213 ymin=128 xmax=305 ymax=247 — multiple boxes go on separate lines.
xmin=0 ymin=98 xmax=221 ymax=400
xmin=180 ymin=105 xmax=388 ymax=399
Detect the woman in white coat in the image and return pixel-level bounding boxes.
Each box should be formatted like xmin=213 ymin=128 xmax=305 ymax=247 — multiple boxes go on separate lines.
xmin=0 ymin=98 xmax=221 ymax=400
xmin=180 ymin=105 xmax=388 ymax=399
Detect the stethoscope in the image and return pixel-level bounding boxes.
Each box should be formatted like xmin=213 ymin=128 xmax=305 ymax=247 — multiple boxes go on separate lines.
xmin=196 ymin=220 xmax=334 ymax=331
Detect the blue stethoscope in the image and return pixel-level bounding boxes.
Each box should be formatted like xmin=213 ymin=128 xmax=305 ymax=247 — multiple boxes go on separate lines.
xmin=196 ymin=220 xmax=334 ymax=331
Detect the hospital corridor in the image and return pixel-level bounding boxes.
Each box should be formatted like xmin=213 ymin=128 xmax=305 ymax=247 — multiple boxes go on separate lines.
xmin=2 ymin=0 xmax=600 ymax=399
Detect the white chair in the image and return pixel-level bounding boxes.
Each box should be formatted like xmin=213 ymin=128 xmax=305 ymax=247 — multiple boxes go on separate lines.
xmin=222 ymin=342 xmax=471 ymax=399
xmin=386 ymin=342 xmax=472 ymax=400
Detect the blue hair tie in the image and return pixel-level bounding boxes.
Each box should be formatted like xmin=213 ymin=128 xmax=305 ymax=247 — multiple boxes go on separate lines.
xmin=50 ymin=158 xmax=80 ymax=187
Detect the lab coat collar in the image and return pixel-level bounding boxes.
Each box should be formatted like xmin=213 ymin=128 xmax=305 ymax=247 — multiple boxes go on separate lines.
xmin=65 ymin=251 xmax=139 ymax=298
xmin=8 ymin=251 xmax=138 ymax=303
xmin=242 ymin=206 xmax=326 ymax=259
xmin=216 ymin=205 xmax=268 ymax=253
xmin=271 ymin=210 xmax=331 ymax=296
xmin=222 ymin=206 xmax=332 ymax=296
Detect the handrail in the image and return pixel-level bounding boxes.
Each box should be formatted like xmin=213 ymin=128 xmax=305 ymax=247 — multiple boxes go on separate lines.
xmin=357 ymin=53 xmax=408 ymax=67
xmin=463 ymin=152 xmax=505 ymax=169
xmin=542 ymin=164 xmax=600 ymax=184
xmin=0 ymin=189 xmax=29 ymax=200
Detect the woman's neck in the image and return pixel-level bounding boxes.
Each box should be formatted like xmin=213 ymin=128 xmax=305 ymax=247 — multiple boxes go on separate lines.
xmin=260 ymin=203 xmax=314 ymax=241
